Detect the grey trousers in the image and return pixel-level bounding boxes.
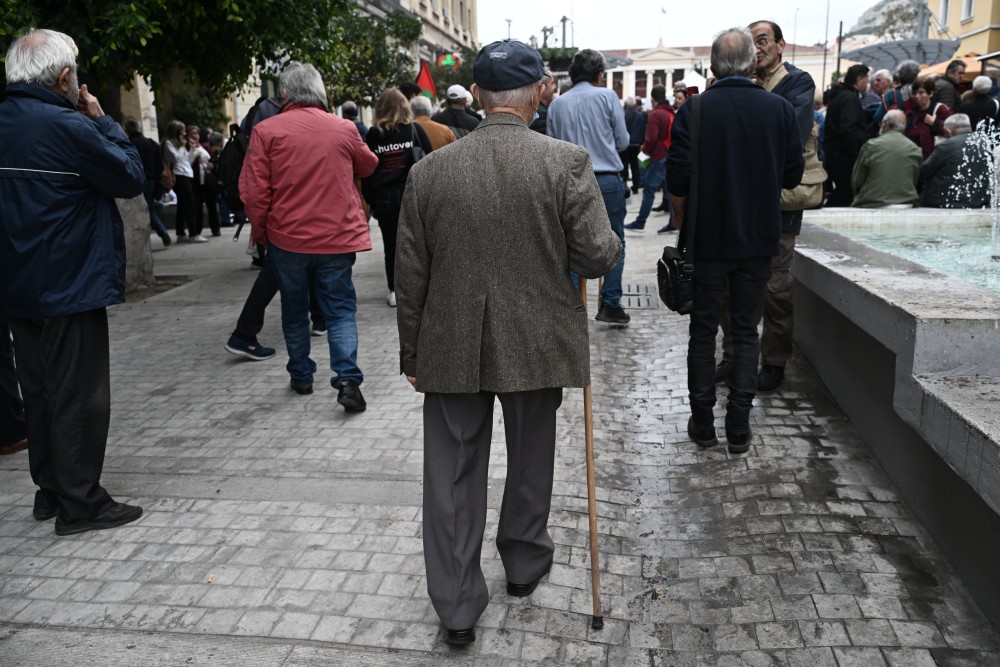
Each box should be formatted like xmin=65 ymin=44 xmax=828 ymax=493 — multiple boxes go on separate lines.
xmin=422 ymin=388 xmax=562 ymax=630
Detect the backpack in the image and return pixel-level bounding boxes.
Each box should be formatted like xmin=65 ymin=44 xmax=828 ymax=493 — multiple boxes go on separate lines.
xmin=216 ymin=104 xmax=259 ymax=212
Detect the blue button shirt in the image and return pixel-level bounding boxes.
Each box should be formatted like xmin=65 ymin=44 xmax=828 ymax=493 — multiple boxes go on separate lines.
xmin=547 ymin=82 xmax=630 ymax=173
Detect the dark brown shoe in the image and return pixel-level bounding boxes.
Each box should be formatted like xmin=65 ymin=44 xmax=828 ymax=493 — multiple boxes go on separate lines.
xmin=0 ymin=438 xmax=27 ymax=455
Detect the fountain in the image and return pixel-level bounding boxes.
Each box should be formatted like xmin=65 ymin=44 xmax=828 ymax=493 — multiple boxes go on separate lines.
xmin=787 ymin=130 xmax=1000 ymax=628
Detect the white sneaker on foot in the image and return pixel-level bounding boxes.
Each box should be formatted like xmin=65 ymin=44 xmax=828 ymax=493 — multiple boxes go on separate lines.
xmin=387 ymin=291 xmax=396 ymax=307
xmin=190 ymin=234 xmax=209 ymax=243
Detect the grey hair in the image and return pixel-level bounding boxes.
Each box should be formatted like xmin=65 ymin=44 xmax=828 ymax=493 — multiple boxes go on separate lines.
xmin=895 ymin=60 xmax=920 ymax=85
xmin=873 ymin=69 xmax=891 ymax=82
xmin=710 ymin=28 xmax=756 ymax=79
xmin=973 ymin=75 xmax=993 ymax=95
xmin=624 ymin=96 xmax=635 ymax=107
xmin=5 ymin=28 xmax=78 ymax=88
xmin=882 ymin=109 xmax=906 ymax=132
xmin=944 ymin=113 xmax=971 ymax=133
xmin=477 ymin=78 xmax=544 ymax=112
xmin=410 ymin=95 xmax=433 ymax=117
xmin=279 ymin=62 xmax=328 ymax=110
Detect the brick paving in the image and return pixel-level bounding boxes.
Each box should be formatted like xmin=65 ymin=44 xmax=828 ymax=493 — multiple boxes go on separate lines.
xmin=0 ymin=197 xmax=998 ymax=665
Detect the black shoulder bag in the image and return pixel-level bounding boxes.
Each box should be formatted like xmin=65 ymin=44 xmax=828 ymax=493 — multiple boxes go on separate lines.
xmin=657 ymin=93 xmax=701 ymax=315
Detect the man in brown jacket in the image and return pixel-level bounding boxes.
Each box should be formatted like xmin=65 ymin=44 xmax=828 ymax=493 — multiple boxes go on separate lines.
xmin=410 ymin=95 xmax=456 ymax=151
xmin=396 ymin=39 xmax=621 ymax=646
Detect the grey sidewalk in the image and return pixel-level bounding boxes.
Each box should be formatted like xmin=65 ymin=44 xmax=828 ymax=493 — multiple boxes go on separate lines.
xmin=1 ymin=196 xmax=998 ymax=666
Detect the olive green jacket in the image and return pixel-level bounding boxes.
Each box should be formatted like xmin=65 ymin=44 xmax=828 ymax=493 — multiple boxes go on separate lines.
xmin=851 ymin=130 xmax=922 ymax=208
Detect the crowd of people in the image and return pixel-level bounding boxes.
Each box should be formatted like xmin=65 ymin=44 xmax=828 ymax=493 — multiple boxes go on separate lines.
xmin=0 ymin=21 xmax=996 ymax=650
xmin=819 ymin=57 xmax=997 ymax=208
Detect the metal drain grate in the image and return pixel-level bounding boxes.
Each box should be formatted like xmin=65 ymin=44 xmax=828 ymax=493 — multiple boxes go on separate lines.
xmin=623 ymin=283 xmax=659 ymax=309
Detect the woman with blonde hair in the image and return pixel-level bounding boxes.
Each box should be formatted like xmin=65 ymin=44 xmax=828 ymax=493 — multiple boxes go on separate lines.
xmin=362 ymin=88 xmax=433 ymax=307
xmin=162 ymin=120 xmax=206 ymax=242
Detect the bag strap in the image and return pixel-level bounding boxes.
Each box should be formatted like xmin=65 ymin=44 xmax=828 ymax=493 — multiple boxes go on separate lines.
xmin=679 ymin=94 xmax=702 ymax=262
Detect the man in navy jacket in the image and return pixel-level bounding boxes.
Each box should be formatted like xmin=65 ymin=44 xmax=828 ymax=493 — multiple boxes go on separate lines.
xmin=667 ymin=27 xmax=803 ymax=454
xmin=0 ymin=29 xmax=145 ymax=535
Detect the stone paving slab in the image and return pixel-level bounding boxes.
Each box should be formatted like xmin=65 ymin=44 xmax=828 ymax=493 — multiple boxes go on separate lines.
xmin=1 ymin=198 xmax=998 ymax=665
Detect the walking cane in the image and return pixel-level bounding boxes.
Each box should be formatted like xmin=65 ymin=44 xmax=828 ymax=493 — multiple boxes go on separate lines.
xmin=579 ymin=277 xmax=604 ymax=630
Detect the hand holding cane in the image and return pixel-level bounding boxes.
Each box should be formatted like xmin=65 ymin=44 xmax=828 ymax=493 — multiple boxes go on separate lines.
xmin=579 ymin=277 xmax=604 ymax=630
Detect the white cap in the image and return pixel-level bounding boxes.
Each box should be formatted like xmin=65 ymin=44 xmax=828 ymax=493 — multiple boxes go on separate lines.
xmin=447 ymin=84 xmax=468 ymax=100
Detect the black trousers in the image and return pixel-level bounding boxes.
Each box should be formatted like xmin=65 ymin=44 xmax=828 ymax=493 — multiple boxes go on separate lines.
xmin=371 ymin=186 xmax=403 ymax=292
xmin=0 ymin=317 xmax=26 ymax=447
xmin=174 ymin=175 xmax=200 ymax=237
xmin=8 ymin=309 xmax=114 ymax=521
xmin=620 ymin=145 xmax=641 ymax=189
xmin=824 ymin=148 xmax=856 ymax=207
xmin=688 ymin=258 xmax=771 ymax=432
xmin=232 ymin=251 xmax=325 ymax=344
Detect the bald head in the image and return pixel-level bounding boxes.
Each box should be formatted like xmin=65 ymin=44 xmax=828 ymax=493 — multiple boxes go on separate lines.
xmin=881 ymin=109 xmax=906 ymax=133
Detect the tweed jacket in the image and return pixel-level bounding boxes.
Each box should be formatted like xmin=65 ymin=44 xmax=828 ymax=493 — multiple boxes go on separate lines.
xmin=396 ymin=112 xmax=622 ymax=394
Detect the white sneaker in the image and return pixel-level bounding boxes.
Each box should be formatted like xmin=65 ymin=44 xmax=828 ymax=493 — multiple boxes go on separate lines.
xmin=387 ymin=291 xmax=396 ymax=307
xmin=190 ymin=234 xmax=209 ymax=243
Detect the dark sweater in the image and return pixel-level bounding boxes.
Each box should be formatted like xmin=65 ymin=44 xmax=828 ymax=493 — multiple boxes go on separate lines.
xmin=362 ymin=123 xmax=432 ymax=198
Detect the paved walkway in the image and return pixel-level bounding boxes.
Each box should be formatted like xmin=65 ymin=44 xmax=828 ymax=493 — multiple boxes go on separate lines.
xmin=1 ymin=196 xmax=998 ymax=666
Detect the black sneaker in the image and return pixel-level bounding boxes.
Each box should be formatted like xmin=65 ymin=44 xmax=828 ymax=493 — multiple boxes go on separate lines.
xmin=757 ymin=365 xmax=785 ymax=391
xmin=33 ymin=489 xmax=58 ymax=521
xmin=656 ymin=223 xmax=678 ymax=234
xmin=157 ymin=230 xmax=172 ymax=247
xmin=595 ymin=303 xmax=630 ymax=325
xmin=54 ymin=502 xmax=142 ymax=536
xmin=338 ymin=379 xmax=367 ymax=412
xmin=714 ymin=360 xmax=733 ymax=384
xmin=688 ymin=416 xmax=718 ymax=448
xmin=290 ymin=381 xmax=313 ymax=395
xmin=726 ymin=426 xmax=753 ymax=454
xmin=225 ymin=335 xmax=276 ymax=361
xmin=623 ymin=221 xmax=646 ymax=234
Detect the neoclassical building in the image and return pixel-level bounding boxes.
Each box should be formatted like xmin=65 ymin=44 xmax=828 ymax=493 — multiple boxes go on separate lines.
xmin=602 ymin=39 xmax=839 ymax=102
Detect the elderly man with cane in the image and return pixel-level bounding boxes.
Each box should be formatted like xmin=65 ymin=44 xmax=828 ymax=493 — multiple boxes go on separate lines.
xmin=396 ymin=39 xmax=621 ymax=646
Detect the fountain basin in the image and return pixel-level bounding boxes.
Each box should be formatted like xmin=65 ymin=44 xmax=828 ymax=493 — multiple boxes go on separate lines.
xmin=793 ymin=211 xmax=1000 ymax=628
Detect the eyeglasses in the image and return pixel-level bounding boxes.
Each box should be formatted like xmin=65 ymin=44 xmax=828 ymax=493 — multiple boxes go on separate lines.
xmin=754 ymin=36 xmax=773 ymax=47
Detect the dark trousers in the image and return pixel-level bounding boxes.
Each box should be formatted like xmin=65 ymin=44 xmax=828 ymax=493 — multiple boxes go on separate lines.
xmin=0 ymin=317 xmax=26 ymax=447
xmin=8 ymin=310 xmax=114 ymax=521
xmin=688 ymin=258 xmax=771 ymax=432
xmin=422 ymin=388 xmax=562 ymax=630
xmin=174 ymin=175 xmax=200 ymax=237
xmin=824 ymin=148 xmax=856 ymax=207
xmin=721 ymin=231 xmax=797 ymax=368
xmin=232 ymin=252 xmax=325 ymax=344
xmin=620 ymin=145 xmax=641 ymax=190
xmin=371 ymin=186 xmax=403 ymax=292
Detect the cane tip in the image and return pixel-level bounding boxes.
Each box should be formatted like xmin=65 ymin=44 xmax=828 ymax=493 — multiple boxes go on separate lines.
xmin=591 ymin=615 xmax=604 ymax=630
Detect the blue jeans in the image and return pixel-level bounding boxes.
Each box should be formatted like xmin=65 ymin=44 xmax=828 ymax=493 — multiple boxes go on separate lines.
xmin=142 ymin=179 xmax=166 ymax=234
xmin=596 ymin=173 xmax=626 ymax=308
xmin=634 ymin=158 xmax=668 ymax=227
xmin=268 ymin=244 xmax=362 ymax=390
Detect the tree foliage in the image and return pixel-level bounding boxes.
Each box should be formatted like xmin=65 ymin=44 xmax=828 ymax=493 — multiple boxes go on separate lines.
xmin=0 ymin=0 xmax=420 ymax=112
xmin=875 ymin=5 xmax=919 ymax=41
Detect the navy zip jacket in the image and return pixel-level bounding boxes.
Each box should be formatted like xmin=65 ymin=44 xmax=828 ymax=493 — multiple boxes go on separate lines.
xmin=666 ymin=77 xmax=804 ymax=261
xmin=0 ymin=82 xmax=144 ymax=318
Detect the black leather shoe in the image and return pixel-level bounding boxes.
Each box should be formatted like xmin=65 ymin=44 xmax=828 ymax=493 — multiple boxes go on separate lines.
xmin=652 ymin=202 xmax=669 ymax=212
xmin=337 ymin=379 xmax=367 ymax=412
xmin=714 ymin=360 xmax=733 ymax=384
xmin=726 ymin=426 xmax=753 ymax=454
xmin=688 ymin=416 xmax=718 ymax=448
xmin=507 ymin=561 xmax=552 ymax=597
xmin=595 ymin=303 xmax=630 ymax=325
xmin=33 ymin=489 xmax=58 ymax=521
xmin=54 ymin=502 xmax=142 ymax=536
xmin=756 ymin=365 xmax=785 ymax=391
xmin=290 ymin=381 xmax=313 ymax=395
xmin=445 ymin=627 xmax=476 ymax=646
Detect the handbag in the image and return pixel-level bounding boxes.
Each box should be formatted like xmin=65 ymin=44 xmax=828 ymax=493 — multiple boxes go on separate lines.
xmin=409 ymin=125 xmax=425 ymax=165
xmin=657 ymin=94 xmax=701 ymax=315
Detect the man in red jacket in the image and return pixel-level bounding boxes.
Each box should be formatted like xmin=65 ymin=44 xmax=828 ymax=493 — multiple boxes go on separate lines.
xmin=624 ymin=84 xmax=676 ymax=234
xmin=240 ymin=62 xmax=378 ymax=410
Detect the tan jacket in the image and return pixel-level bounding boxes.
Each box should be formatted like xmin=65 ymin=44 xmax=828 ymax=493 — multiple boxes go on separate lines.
xmin=415 ymin=116 xmax=457 ymax=151
xmin=396 ymin=112 xmax=622 ymax=393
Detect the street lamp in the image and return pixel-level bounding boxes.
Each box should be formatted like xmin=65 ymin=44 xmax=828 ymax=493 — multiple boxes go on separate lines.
xmin=792 ymin=8 xmax=799 ymax=64
xmin=506 ymin=19 xmax=512 ymax=39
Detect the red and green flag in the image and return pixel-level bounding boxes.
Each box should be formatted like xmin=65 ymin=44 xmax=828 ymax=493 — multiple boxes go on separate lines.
xmin=416 ymin=60 xmax=436 ymax=100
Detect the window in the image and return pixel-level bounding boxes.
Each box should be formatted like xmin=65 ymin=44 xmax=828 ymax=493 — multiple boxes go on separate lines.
xmin=941 ymin=0 xmax=950 ymax=27
xmin=612 ymin=72 xmax=623 ymax=98
xmin=635 ymin=73 xmax=648 ymax=99
xmin=962 ymin=0 xmax=974 ymax=20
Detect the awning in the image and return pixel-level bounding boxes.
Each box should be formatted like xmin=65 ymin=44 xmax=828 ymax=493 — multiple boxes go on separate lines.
xmin=840 ymin=39 xmax=961 ymax=73
xmin=920 ymin=52 xmax=981 ymax=82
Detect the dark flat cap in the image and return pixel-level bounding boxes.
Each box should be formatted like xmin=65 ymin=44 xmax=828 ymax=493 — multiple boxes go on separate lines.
xmin=473 ymin=40 xmax=545 ymax=92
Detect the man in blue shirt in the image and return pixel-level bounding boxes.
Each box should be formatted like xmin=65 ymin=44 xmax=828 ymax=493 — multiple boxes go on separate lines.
xmin=548 ymin=49 xmax=631 ymax=324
